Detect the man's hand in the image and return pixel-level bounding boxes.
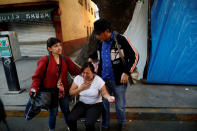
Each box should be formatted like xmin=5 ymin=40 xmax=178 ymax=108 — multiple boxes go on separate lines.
xmin=120 ymin=73 xmax=129 ymax=84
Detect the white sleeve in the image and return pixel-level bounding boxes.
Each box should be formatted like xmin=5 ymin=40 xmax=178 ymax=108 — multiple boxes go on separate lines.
xmin=73 ymin=75 xmax=82 ymax=87
xmin=96 ymin=76 xmax=105 ymax=90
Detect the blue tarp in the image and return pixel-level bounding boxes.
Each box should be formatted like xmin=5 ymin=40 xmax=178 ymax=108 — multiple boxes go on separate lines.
xmin=147 ymin=0 xmax=197 ymax=85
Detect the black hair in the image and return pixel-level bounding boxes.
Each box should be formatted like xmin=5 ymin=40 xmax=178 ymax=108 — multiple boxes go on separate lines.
xmin=93 ymin=18 xmax=111 ymax=34
xmin=47 ymin=37 xmax=61 ymax=49
xmin=81 ymin=62 xmax=95 ymax=73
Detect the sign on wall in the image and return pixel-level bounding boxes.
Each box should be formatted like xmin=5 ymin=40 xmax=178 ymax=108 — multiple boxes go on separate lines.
xmin=0 ymin=37 xmax=12 ymax=57
xmin=0 ymin=9 xmax=53 ymax=23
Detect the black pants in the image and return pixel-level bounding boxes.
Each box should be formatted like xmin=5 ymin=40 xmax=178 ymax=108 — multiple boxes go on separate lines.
xmin=67 ymin=101 xmax=104 ymax=131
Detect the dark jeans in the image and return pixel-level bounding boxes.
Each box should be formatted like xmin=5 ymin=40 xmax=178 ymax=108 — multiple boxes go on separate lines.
xmin=67 ymin=101 xmax=104 ymax=131
xmin=48 ymin=96 xmax=70 ymax=130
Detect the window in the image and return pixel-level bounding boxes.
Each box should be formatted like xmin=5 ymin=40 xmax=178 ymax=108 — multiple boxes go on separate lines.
xmin=90 ymin=27 xmax=91 ymax=34
xmin=87 ymin=3 xmax=90 ymax=12
xmin=94 ymin=11 xmax=96 ymax=18
xmin=78 ymin=0 xmax=83 ymax=6
xmin=91 ymin=8 xmax=93 ymax=15
xmin=87 ymin=26 xmax=89 ymax=36
xmin=85 ymin=0 xmax=87 ymax=9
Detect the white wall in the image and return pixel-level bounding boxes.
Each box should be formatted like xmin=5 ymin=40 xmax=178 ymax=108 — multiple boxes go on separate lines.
xmin=124 ymin=0 xmax=148 ymax=79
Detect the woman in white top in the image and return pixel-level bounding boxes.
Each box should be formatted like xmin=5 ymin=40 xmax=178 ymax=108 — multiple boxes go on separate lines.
xmin=67 ymin=62 xmax=115 ymax=131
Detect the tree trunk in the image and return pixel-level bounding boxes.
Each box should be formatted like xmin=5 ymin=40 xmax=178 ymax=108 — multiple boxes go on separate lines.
xmin=75 ymin=0 xmax=137 ymax=66
xmin=93 ymin=0 xmax=137 ymax=34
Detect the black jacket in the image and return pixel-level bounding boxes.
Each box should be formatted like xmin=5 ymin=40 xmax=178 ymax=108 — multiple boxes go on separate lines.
xmin=89 ymin=31 xmax=139 ymax=85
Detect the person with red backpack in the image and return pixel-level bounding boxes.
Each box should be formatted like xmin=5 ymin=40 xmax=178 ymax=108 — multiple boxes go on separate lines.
xmin=29 ymin=38 xmax=81 ymax=131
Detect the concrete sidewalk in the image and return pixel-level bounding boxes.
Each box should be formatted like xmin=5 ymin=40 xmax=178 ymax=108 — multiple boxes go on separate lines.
xmin=0 ymin=58 xmax=197 ymax=121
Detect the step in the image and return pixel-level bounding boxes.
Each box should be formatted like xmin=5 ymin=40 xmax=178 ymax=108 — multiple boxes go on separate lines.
xmin=4 ymin=106 xmax=197 ymax=121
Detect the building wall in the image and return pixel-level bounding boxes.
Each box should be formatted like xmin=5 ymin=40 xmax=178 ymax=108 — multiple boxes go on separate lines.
xmin=59 ymin=0 xmax=96 ymax=42
xmin=59 ymin=0 xmax=97 ymax=55
xmin=0 ymin=0 xmax=97 ymax=55
xmin=0 ymin=0 xmax=96 ymax=41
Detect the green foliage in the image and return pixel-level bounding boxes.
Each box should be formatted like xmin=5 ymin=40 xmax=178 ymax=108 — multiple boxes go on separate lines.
xmin=140 ymin=0 xmax=144 ymax=3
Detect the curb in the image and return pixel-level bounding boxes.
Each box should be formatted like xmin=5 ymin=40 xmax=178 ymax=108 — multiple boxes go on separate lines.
xmin=5 ymin=107 xmax=197 ymax=121
xmin=124 ymin=107 xmax=197 ymax=121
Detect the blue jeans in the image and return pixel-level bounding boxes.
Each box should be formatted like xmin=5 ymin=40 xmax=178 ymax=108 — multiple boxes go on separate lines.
xmin=102 ymin=80 xmax=126 ymax=128
xmin=48 ymin=96 xmax=70 ymax=130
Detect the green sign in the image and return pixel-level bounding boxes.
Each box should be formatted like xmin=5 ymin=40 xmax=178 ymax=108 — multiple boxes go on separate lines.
xmin=0 ymin=9 xmax=53 ymax=23
xmin=0 ymin=37 xmax=12 ymax=57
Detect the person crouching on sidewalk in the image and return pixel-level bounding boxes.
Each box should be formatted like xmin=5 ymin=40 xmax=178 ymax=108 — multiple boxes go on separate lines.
xmin=67 ymin=62 xmax=115 ymax=131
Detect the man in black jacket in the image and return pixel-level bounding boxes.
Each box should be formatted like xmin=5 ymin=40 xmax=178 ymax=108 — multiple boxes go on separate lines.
xmin=89 ymin=19 xmax=139 ymax=131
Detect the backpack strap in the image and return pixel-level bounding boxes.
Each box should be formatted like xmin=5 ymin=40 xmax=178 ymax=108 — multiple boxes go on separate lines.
xmin=60 ymin=55 xmax=69 ymax=67
xmin=113 ymin=31 xmax=139 ymax=68
xmin=60 ymin=55 xmax=74 ymax=87
xmin=113 ymin=31 xmax=126 ymax=65
xmin=113 ymin=32 xmax=134 ymax=84
xmin=56 ymin=55 xmax=62 ymax=84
